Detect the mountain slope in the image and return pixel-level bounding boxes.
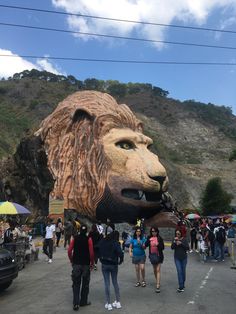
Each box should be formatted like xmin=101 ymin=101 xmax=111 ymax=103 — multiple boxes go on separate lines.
xmin=0 ymin=72 xmax=235 ymax=211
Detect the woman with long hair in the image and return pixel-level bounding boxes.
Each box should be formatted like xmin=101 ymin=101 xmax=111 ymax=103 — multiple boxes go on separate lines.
xmin=145 ymin=227 xmax=164 ymax=293
xmin=88 ymin=224 xmax=103 ymax=270
xmin=98 ymin=227 xmax=124 ymax=311
xmin=171 ymin=229 xmax=190 ymax=292
xmin=129 ymin=226 xmax=147 ymax=287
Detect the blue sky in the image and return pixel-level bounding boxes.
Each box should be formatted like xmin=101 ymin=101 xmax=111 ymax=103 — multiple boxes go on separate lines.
xmin=0 ymin=0 xmax=236 ymax=114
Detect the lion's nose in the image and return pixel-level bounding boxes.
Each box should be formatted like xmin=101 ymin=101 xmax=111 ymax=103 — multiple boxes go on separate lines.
xmin=149 ymin=176 xmax=166 ymax=189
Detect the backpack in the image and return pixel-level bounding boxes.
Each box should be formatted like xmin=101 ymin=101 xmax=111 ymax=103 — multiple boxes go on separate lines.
xmin=207 ymin=230 xmax=215 ymax=242
xmin=216 ymin=227 xmax=226 ymax=244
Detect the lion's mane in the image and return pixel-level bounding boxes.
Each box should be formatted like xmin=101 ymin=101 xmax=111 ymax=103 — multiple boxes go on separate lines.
xmin=38 ymin=91 xmax=143 ymax=218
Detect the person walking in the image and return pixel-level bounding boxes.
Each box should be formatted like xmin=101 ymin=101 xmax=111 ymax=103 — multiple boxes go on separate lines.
xmin=145 ymin=227 xmax=164 ymax=293
xmin=88 ymin=224 xmax=103 ymax=270
xmin=55 ymin=217 xmax=63 ymax=247
xmin=171 ymin=229 xmax=189 ymax=292
xmin=64 ymin=218 xmax=73 ymax=249
xmin=98 ymin=226 xmax=124 ymax=311
xmin=68 ymin=224 xmax=94 ymax=311
xmin=129 ymin=226 xmax=147 ymax=287
xmin=190 ymin=225 xmax=198 ymax=252
xmin=214 ymin=222 xmax=226 ymax=261
xmin=43 ymin=218 xmax=55 ymax=264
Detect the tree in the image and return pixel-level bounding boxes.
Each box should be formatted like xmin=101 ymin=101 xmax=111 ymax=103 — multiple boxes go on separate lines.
xmin=229 ymin=149 xmax=236 ymax=162
xmin=200 ymin=177 xmax=233 ymax=215
xmin=107 ymin=82 xmax=127 ymax=98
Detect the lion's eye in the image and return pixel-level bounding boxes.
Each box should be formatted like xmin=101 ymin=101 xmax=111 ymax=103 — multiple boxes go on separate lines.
xmin=116 ymin=141 xmax=135 ymax=150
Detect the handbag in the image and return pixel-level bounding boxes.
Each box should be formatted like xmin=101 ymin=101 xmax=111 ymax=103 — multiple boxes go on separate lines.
xmin=149 ymin=253 xmax=161 ymax=264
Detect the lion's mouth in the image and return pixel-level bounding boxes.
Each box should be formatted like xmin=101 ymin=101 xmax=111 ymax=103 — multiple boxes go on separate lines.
xmin=121 ymin=189 xmax=162 ymax=202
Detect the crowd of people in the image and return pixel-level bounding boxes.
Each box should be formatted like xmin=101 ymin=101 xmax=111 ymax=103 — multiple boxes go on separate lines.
xmin=1 ymin=215 xmax=235 ymax=312
xmin=62 ymin=221 xmax=192 ymax=311
xmin=188 ymin=218 xmax=235 ymax=262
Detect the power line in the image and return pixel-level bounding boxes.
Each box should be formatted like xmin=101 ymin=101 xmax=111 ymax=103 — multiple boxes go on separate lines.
xmin=0 ymin=3 xmax=236 ymax=35
xmin=1 ymin=54 xmax=236 ymax=66
xmin=1 ymin=22 xmax=236 ymax=51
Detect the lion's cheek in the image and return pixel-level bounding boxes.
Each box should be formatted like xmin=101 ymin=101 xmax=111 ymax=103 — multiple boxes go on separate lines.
xmin=105 ymin=147 xmax=130 ymax=174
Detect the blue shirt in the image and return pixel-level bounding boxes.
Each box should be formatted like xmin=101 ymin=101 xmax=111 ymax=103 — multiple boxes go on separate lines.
xmin=130 ymin=238 xmax=146 ymax=256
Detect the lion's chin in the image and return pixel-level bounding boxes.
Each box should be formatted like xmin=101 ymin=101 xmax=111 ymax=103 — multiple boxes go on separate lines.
xmin=146 ymin=211 xmax=179 ymax=228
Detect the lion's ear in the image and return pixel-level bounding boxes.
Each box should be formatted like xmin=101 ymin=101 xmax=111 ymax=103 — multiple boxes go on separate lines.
xmin=72 ymin=109 xmax=94 ymax=123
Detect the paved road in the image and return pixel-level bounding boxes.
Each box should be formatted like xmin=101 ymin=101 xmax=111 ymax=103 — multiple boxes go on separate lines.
xmin=0 ymin=243 xmax=236 ymax=314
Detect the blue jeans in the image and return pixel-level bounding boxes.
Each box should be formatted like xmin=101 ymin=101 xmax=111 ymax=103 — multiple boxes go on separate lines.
xmin=102 ymin=264 xmax=120 ymax=304
xmin=174 ymin=258 xmax=187 ymax=289
xmin=214 ymin=241 xmax=224 ymax=260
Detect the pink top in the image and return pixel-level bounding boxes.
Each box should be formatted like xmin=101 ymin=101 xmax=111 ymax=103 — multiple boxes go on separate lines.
xmin=150 ymin=237 xmax=159 ymax=255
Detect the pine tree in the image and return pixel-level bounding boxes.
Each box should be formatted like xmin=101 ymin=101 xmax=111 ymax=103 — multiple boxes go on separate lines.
xmin=200 ymin=177 xmax=233 ymax=215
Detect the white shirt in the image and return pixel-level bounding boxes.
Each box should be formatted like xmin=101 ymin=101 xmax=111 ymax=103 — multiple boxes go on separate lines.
xmin=96 ymin=224 xmax=104 ymax=235
xmin=45 ymin=224 xmax=55 ymax=239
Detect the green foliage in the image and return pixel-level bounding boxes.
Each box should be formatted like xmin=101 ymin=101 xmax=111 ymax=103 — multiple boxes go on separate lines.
xmin=200 ymin=177 xmax=233 ymax=215
xmin=107 ymin=82 xmax=127 ymax=98
xmin=0 ymin=86 xmax=8 ymax=95
xmin=29 ymin=100 xmax=39 ymax=110
xmin=152 ymin=86 xmax=169 ymax=97
xmin=229 ymin=149 xmax=236 ymax=161
xmin=84 ymin=78 xmax=105 ymax=91
xmin=184 ymin=100 xmax=236 ymax=141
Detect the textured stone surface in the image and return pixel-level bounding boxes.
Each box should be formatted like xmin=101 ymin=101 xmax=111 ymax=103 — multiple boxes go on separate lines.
xmin=36 ymin=91 xmax=179 ymax=225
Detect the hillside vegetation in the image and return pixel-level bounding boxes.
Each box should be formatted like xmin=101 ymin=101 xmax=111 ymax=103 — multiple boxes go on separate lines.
xmin=0 ymin=69 xmax=236 ymax=209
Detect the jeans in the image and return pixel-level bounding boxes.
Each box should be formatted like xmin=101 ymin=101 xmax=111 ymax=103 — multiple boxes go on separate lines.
xmin=56 ymin=232 xmax=62 ymax=247
xmin=43 ymin=238 xmax=53 ymax=259
xmin=190 ymin=237 xmax=198 ymax=250
xmin=174 ymin=258 xmax=187 ymax=289
xmin=102 ymin=264 xmax=120 ymax=304
xmin=71 ymin=264 xmax=90 ymax=306
xmin=214 ymin=241 xmax=224 ymax=261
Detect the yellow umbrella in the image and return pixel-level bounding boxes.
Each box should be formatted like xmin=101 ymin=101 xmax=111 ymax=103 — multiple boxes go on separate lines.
xmin=0 ymin=201 xmax=31 ymax=215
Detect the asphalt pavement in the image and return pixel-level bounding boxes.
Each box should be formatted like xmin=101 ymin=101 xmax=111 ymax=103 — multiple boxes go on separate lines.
xmin=0 ymin=242 xmax=236 ymax=314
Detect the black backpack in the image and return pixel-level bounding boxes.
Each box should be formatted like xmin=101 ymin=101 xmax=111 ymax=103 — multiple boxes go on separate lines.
xmin=208 ymin=229 xmax=215 ymax=242
xmin=216 ymin=227 xmax=226 ymax=244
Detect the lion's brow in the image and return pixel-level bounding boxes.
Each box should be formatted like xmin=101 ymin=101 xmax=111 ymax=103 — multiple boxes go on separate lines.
xmin=136 ymin=134 xmax=152 ymax=145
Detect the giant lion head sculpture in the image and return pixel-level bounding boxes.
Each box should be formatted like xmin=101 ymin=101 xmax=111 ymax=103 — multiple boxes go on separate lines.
xmin=36 ymin=91 xmax=179 ymax=226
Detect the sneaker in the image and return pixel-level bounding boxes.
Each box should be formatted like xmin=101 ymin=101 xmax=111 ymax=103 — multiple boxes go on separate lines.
xmin=48 ymin=259 xmax=52 ymax=264
xmin=155 ymin=287 xmax=160 ymax=293
xmin=112 ymin=301 xmax=121 ymax=309
xmin=189 ymin=250 xmax=193 ymax=253
xmin=73 ymin=304 xmax=79 ymax=311
xmin=177 ymin=288 xmax=184 ymax=293
xmin=105 ymin=304 xmax=112 ymax=311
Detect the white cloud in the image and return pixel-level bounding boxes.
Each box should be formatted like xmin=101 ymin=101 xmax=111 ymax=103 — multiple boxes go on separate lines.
xmin=36 ymin=59 xmax=66 ymax=76
xmin=0 ymin=49 xmax=37 ymax=78
xmin=215 ymin=16 xmax=236 ymax=40
xmin=52 ymin=0 xmax=236 ymax=49
xmin=0 ymin=49 xmax=66 ymax=78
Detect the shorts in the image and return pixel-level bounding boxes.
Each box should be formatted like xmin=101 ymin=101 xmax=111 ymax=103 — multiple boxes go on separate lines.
xmin=132 ymin=255 xmax=146 ymax=265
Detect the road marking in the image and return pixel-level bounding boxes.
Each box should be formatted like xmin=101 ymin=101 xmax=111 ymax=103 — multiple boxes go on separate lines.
xmin=187 ymin=267 xmax=213 ymax=305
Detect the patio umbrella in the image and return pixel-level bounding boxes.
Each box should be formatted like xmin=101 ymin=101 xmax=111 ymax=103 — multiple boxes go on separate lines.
xmin=185 ymin=213 xmax=201 ymax=220
xmin=0 ymin=201 xmax=31 ymax=215
xmin=226 ymin=214 xmax=236 ymax=224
